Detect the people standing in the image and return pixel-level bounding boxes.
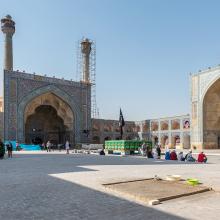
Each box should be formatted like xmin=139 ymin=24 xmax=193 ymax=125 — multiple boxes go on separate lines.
xmin=15 ymin=141 xmax=20 ymax=151
xmin=46 ymin=141 xmax=51 ymax=152
xmin=156 ymin=145 xmax=161 ymax=159
xmin=7 ymin=142 xmax=13 ymax=158
xmin=0 ymin=139 xmax=5 ymax=159
xmin=41 ymin=142 xmax=45 ymax=151
xmin=140 ymin=142 xmax=147 ymax=156
xmin=65 ymin=140 xmax=70 ymax=154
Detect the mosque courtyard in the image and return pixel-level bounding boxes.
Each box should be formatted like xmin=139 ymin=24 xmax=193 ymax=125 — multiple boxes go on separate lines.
xmin=0 ymin=152 xmax=220 ymax=220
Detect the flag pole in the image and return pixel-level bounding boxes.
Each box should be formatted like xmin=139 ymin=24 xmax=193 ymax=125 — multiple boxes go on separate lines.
xmin=120 ymin=125 xmax=123 ymax=140
xmin=119 ymin=108 xmax=125 ymax=140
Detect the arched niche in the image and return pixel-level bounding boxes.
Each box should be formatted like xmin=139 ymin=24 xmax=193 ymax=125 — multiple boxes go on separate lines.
xmin=183 ymin=134 xmax=190 ymax=149
xmin=171 ymin=135 xmax=180 ymax=148
xmin=142 ymin=124 xmax=149 ymax=132
xmin=92 ymin=124 xmax=100 ymax=132
xmin=161 ymin=135 xmax=168 ymax=148
xmin=151 ymin=122 xmax=158 ymax=131
xmin=203 ymin=78 xmax=220 ymax=149
xmin=171 ymin=120 xmax=180 ymax=130
xmin=161 ymin=121 xmax=168 ymax=131
xmin=152 ymin=135 xmax=158 ymax=145
xmin=104 ymin=136 xmax=111 ymax=141
xmin=104 ymin=124 xmax=112 ymax=132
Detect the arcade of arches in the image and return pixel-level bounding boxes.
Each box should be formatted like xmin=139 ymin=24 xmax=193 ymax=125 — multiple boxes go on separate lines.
xmin=151 ymin=134 xmax=190 ymax=149
xmin=24 ymin=92 xmax=74 ymax=145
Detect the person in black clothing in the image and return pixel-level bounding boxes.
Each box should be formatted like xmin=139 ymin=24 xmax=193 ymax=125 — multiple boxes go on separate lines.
xmin=0 ymin=139 xmax=5 ymax=159
xmin=156 ymin=145 xmax=161 ymax=159
xmin=147 ymin=147 xmax=153 ymax=158
xmin=99 ymin=148 xmax=105 ymax=155
xmin=7 ymin=142 xmax=13 ymax=158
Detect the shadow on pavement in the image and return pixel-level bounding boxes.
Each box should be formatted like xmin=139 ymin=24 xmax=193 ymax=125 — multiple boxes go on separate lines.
xmin=0 ymin=169 xmax=186 ymax=220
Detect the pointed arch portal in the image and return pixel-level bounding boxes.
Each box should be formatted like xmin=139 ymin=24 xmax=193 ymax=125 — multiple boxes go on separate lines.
xmin=203 ymin=78 xmax=220 ymax=148
xmin=24 ymin=92 xmax=74 ymax=145
xmin=17 ymin=85 xmax=82 ymax=144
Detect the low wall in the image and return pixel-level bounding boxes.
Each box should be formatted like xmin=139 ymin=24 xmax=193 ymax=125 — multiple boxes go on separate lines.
xmin=81 ymin=144 xmax=103 ymax=150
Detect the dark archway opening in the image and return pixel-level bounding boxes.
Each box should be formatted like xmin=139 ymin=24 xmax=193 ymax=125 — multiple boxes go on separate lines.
xmin=203 ymin=78 xmax=220 ymax=149
xmin=104 ymin=136 xmax=111 ymax=141
xmin=92 ymin=136 xmax=100 ymax=144
xmin=25 ymin=105 xmax=70 ymax=146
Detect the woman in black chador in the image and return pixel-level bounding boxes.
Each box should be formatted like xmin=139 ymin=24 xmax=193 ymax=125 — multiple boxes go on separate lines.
xmin=0 ymin=139 xmax=5 ymax=159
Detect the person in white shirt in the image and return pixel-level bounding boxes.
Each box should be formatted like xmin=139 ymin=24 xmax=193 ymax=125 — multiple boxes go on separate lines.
xmin=65 ymin=140 xmax=70 ymax=154
xmin=178 ymin=151 xmax=185 ymax=161
xmin=153 ymin=148 xmax=158 ymax=159
xmin=46 ymin=141 xmax=51 ymax=152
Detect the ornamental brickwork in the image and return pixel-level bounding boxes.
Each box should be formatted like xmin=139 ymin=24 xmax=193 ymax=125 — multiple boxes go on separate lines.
xmin=4 ymin=70 xmax=91 ymax=144
xmin=91 ymin=116 xmax=190 ymax=148
xmin=190 ymin=65 xmax=220 ymax=150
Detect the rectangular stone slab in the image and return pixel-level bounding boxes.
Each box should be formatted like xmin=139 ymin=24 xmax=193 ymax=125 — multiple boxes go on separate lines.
xmin=103 ymin=179 xmax=211 ymax=203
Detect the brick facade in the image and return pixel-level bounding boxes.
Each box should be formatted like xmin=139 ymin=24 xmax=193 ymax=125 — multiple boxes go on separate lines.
xmin=4 ymin=70 xmax=91 ymax=144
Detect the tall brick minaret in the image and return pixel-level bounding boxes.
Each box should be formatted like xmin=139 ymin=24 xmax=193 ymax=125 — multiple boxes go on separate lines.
xmin=81 ymin=38 xmax=92 ymax=83
xmin=1 ymin=15 xmax=15 ymax=71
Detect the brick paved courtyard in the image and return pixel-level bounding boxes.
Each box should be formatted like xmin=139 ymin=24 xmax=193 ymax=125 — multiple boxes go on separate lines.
xmin=1 ymin=152 xmax=220 ymax=220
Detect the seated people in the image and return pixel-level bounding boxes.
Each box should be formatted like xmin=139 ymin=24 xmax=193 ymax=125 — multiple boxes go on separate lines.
xmin=165 ymin=149 xmax=170 ymax=160
xmin=99 ymin=148 xmax=105 ymax=155
xmin=178 ymin=151 xmax=185 ymax=161
xmin=185 ymin=150 xmax=196 ymax=162
xmin=147 ymin=148 xmax=153 ymax=158
xmin=197 ymin=152 xmax=207 ymax=163
xmin=170 ymin=150 xmax=177 ymax=160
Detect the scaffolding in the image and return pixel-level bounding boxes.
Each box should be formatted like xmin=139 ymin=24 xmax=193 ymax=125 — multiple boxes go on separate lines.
xmin=90 ymin=40 xmax=99 ymax=119
xmin=76 ymin=38 xmax=99 ymax=119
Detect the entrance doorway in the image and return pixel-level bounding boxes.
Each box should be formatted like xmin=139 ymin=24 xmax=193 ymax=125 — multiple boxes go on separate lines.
xmin=24 ymin=92 xmax=74 ymax=145
xmin=25 ymin=105 xmax=73 ymax=145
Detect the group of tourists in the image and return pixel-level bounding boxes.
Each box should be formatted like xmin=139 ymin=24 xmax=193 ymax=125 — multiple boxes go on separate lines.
xmin=0 ymin=139 xmax=13 ymax=159
xmin=165 ymin=149 xmax=207 ymax=163
xmin=41 ymin=140 xmax=70 ymax=154
xmin=140 ymin=143 xmax=161 ymax=159
xmin=0 ymin=138 xmax=71 ymax=159
xmin=139 ymin=142 xmax=208 ymax=163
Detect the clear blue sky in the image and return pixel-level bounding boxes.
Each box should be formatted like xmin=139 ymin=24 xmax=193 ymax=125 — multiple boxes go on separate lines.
xmin=1 ymin=0 xmax=220 ymax=121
